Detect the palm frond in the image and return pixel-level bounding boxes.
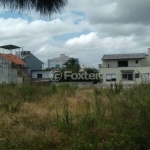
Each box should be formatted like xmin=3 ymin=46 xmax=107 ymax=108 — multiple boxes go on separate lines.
xmin=0 ymin=0 xmax=68 ymax=16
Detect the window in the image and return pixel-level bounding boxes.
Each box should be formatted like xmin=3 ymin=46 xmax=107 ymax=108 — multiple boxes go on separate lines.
xmin=55 ymin=64 xmax=60 ymax=68
xmin=122 ymin=73 xmax=133 ymax=80
xmin=135 ymin=73 xmax=139 ymax=78
xmin=118 ymin=61 xmax=128 ymax=67
xmin=135 ymin=60 xmax=138 ymax=64
xmin=106 ymin=74 xmax=116 ymax=81
xmin=142 ymin=73 xmax=150 ymax=82
xmin=37 ymin=74 xmax=42 ymax=78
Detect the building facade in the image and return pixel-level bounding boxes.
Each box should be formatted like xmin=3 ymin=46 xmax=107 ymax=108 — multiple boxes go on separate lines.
xmin=16 ymin=51 xmax=44 ymax=74
xmin=99 ymin=48 xmax=150 ymax=87
xmin=31 ymin=70 xmax=51 ymax=83
xmin=48 ymin=54 xmax=70 ymax=69
xmin=0 ymin=53 xmax=26 ymax=84
xmin=32 ymin=70 xmax=50 ymax=79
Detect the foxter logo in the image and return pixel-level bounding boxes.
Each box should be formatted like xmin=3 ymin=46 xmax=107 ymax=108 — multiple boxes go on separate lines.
xmin=49 ymin=69 xmax=62 ymax=81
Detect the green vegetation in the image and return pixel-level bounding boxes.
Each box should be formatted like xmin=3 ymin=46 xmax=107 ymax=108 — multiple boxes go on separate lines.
xmin=84 ymin=67 xmax=99 ymax=74
xmin=60 ymin=58 xmax=101 ymax=83
xmin=0 ymin=83 xmax=150 ymax=149
xmin=63 ymin=58 xmax=80 ymax=73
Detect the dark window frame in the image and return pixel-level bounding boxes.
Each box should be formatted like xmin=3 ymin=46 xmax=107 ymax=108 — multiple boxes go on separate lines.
xmin=122 ymin=73 xmax=133 ymax=81
xmin=118 ymin=61 xmax=128 ymax=67
xmin=37 ymin=74 xmax=42 ymax=78
xmin=135 ymin=60 xmax=138 ymax=64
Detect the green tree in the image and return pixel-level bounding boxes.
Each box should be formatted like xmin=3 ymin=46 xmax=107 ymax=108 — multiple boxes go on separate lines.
xmin=1 ymin=0 xmax=67 ymax=16
xmin=84 ymin=67 xmax=102 ymax=83
xmin=64 ymin=58 xmax=80 ymax=73
xmin=84 ymin=67 xmax=99 ymax=74
xmin=59 ymin=58 xmax=80 ymax=82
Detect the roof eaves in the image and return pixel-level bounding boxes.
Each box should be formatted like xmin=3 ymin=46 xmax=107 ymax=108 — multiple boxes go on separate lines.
xmin=102 ymin=53 xmax=146 ymax=60
xmin=0 ymin=54 xmax=25 ymax=65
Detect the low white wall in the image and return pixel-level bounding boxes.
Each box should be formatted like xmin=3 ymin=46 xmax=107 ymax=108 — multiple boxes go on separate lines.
xmin=52 ymin=82 xmax=98 ymax=88
xmin=17 ymin=77 xmax=23 ymax=84
xmin=0 ymin=68 xmax=23 ymax=84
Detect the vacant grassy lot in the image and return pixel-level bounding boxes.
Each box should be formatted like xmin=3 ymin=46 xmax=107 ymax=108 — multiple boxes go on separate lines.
xmin=0 ymin=83 xmax=150 ymax=150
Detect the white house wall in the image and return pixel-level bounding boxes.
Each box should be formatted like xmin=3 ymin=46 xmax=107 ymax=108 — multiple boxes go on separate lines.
xmin=100 ymin=49 xmax=150 ymax=87
xmin=102 ymin=60 xmax=119 ymax=68
xmin=0 ymin=57 xmax=11 ymax=84
xmin=128 ymin=60 xmax=141 ymax=67
xmin=32 ymin=71 xmax=50 ymax=79
xmin=100 ymin=67 xmax=150 ymax=86
xmin=0 ymin=56 xmax=23 ymax=84
xmin=102 ymin=59 xmax=142 ymax=68
xmin=141 ymin=56 xmax=150 ymax=67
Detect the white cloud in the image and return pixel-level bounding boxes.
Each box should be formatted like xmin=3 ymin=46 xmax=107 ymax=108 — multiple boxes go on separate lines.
xmin=0 ymin=18 xmax=83 ymax=40
xmin=65 ymin=32 xmax=98 ymax=47
xmin=0 ymin=0 xmax=150 ymax=68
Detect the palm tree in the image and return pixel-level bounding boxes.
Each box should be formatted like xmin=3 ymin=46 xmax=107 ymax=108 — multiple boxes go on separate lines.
xmin=1 ymin=0 xmax=68 ymax=16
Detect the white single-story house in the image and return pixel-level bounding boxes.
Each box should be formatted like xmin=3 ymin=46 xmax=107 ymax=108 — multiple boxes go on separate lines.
xmin=31 ymin=70 xmax=50 ymax=82
xmin=99 ymin=48 xmax=150 ymax=87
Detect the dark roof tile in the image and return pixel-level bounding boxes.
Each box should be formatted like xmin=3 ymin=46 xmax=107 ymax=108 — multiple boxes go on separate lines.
xmin=102 ymin=53 xmax=146 ymax=60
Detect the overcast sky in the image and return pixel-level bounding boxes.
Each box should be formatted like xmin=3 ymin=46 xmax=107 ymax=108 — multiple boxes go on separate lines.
xmin=0 ymin=0 xmax=150 ymax=68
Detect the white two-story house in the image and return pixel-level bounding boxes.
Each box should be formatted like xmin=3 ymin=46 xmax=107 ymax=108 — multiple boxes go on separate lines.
xmin=99 ymin=48 xmax=150 ymax=86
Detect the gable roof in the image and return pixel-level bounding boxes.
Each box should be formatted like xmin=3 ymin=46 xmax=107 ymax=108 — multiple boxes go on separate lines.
xmin=0 ymin=53 xmax=25 ymax=65
xmin=30 ymin=53 xmax=44 ymax=64
xmin=24 ymin=53 xmax=44 ymax=64
xmin=102 ymin=53 xmax=146 ymax=60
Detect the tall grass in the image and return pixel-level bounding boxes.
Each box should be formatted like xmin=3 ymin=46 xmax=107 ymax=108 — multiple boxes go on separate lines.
xmin=0 ymin=83 xmax=150 ymax=149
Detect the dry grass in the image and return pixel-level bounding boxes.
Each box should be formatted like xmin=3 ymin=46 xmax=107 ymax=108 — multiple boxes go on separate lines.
xmin=0 ymin=84 xmax=150 ymax=149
